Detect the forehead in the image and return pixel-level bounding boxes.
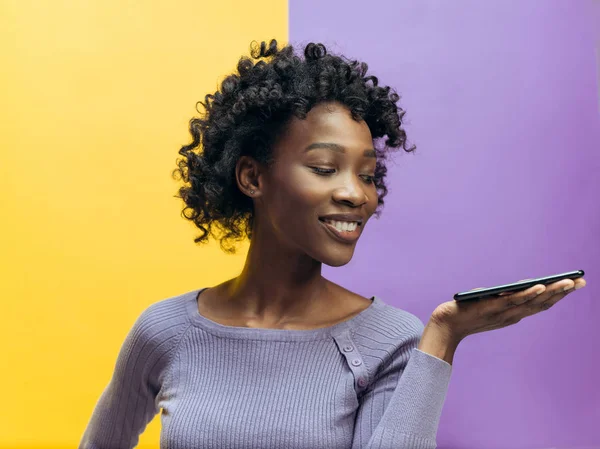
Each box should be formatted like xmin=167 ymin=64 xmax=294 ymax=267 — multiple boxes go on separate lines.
xmin=275 ymin=102 xmax=373 ymax=154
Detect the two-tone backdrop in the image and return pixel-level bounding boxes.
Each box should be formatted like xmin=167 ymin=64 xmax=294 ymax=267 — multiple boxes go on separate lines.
xmin=2 ymin=1 xmax=598 ymax=448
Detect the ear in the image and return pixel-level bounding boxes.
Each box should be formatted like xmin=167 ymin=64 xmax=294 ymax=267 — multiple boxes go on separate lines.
xmin=236 ymin=155 xmax=263 ymax=198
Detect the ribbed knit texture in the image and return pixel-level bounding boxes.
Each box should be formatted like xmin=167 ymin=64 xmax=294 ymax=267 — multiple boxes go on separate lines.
xmin=79 ymin=288 xmax=452 ymax=449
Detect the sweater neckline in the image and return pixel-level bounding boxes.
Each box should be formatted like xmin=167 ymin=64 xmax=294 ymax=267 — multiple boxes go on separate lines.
xmin=184 ymin=287 xmax=382 ymax=341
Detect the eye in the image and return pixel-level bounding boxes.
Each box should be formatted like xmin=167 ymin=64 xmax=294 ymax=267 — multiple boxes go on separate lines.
xmin=361 ymin=175 xmax=375 ymax=184
xmin=310 ymin=167 xmax=335 ymax=175
xmin=310 ymin=167 xmax=375 ymax=184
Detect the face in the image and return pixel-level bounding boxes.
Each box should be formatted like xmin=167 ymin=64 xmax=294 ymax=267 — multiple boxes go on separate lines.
xmin=241 ymin=101 xmax=379 ymax=267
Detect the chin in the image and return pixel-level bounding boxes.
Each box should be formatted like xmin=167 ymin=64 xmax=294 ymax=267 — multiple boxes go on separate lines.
xmin=317 ymin=248 xmax=356 ymax=267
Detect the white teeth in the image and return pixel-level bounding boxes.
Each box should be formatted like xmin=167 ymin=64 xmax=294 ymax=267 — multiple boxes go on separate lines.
xmin=323 ymin=219 xmax=358 ymax=232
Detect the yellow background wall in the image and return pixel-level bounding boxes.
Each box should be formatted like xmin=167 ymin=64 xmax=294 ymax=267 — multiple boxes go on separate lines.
xmin=0 ymin=1 xmax=287 ymax=447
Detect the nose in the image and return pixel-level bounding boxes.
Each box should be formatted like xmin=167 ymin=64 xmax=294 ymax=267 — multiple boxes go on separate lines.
xmin=331 ymin=173 xmax=369 ymax=206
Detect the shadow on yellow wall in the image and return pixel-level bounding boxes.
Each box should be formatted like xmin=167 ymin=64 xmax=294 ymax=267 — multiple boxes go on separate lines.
xmin=0 ymin=1 xmax=287 ymax=446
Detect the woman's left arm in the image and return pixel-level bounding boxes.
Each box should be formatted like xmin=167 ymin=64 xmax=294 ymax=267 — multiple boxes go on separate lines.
xmin=350 ymin=321 xmax=453 ymax=449
xmin=351 ymin=276 xmax=586 ymax=449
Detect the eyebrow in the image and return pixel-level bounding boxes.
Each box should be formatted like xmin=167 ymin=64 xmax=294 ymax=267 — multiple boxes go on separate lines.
xmin=303 ymin=142 xmax=377 ymax=158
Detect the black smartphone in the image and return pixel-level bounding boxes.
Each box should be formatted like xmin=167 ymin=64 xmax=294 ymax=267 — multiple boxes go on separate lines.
xmin=453 ymin=270 xmax=585 ymax=302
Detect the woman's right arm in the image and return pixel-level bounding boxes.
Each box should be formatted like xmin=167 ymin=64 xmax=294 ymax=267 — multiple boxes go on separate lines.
xmin=79 ymin=303 xmax=183 ymax=449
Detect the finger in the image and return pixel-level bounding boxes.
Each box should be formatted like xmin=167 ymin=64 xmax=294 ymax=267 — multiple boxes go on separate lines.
xmin=498 ymin=278 xmax=536 ymax=296
xmin=501 ymin=285 xmax=571 ymax=323
xmin=538 ymin=278 xmax=586 ymax=309
xmin=505 ymin=284 xmax=547 ymax=307
xmin=505 ymin=278 xmax=585 ymax=299
xmin=472 ymin=279 xmax=586 ymax=333
xmin=480 ymin=284 xmax=547 ymax=316
xmin=512 ymin=280 xmax=574 ymax=317
xmin=539 ymin=293 xmax=566 ymax=311
xmin=489 ymin=278 xmax=537 ymax=297
xmin=527 ymin=280 xmax=574 ymax=306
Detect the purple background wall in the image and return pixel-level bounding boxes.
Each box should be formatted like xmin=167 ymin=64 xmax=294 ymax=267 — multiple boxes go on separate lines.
xmin=290 ymin=1 xmax=600 ymax=448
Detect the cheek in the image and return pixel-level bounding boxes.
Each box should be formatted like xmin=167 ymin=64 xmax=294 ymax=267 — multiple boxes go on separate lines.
xmin=270 ymin=170 xmax=324 ymax=220
xmin=278 ymin=189 xmax=321 ymax=220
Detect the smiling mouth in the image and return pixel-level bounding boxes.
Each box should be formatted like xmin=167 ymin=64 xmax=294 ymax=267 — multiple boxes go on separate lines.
xmin=318 ymin=218 xmax=362 ymax=243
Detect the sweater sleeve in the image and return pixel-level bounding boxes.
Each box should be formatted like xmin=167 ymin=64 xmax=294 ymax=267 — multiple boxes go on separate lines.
xmin=79 ymin=304 xmax=180 ymax=449
xmin=351 ymin=320 xmax=453 ymax=449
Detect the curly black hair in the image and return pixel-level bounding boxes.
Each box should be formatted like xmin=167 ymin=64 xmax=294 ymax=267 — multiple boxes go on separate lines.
xmin=172 ymin=39 xmax=416 ymax=254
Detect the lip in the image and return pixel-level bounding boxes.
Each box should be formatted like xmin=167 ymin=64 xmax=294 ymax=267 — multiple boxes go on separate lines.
xmin=318 ymin=218 xmax=361 ymax=243
xmin=318 ymin=213 xmax=364 ymax=224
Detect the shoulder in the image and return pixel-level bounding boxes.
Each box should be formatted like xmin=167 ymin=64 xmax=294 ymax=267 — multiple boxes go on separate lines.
xmin=110 ymin=290 xmax=196 ymax=391
xmin=332 ymin=283 xmax=424 ymax=338
xmin=348 ymin=300 xmax=425 ymax=376
xmin=130 ymin=290 xmax=194 ymax=344
xmin=121 ymin=291 xmax=194 ymax=367
xmin=356 ymin=299 xmax=425 ymax=342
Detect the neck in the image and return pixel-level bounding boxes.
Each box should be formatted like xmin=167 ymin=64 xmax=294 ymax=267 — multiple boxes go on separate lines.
xmin=222 ymin=231 xmax=331 ymax=323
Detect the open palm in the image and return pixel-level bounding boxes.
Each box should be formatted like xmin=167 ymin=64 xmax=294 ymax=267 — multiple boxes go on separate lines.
xmin=431 ymin=277 xmax=587 ymax=341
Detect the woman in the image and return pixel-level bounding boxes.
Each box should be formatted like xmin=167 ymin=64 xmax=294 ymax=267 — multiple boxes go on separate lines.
xmin=79 ymin=40 xmax=586 ymax=449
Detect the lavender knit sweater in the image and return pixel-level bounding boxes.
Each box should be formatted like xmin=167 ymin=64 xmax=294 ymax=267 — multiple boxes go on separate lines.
xmin=79 ymin=287 xmax=452 ymax=449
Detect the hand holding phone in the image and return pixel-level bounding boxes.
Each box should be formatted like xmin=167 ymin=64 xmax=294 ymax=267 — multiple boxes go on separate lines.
xmin=454 ymin=270 xmax=585 ymax=302
xmin=424 ymin=271 xmax=588 ymax=347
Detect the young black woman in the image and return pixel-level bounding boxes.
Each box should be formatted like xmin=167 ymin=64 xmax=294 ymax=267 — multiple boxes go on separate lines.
xmin=80 ymin=39 xmax=587 ymax=449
